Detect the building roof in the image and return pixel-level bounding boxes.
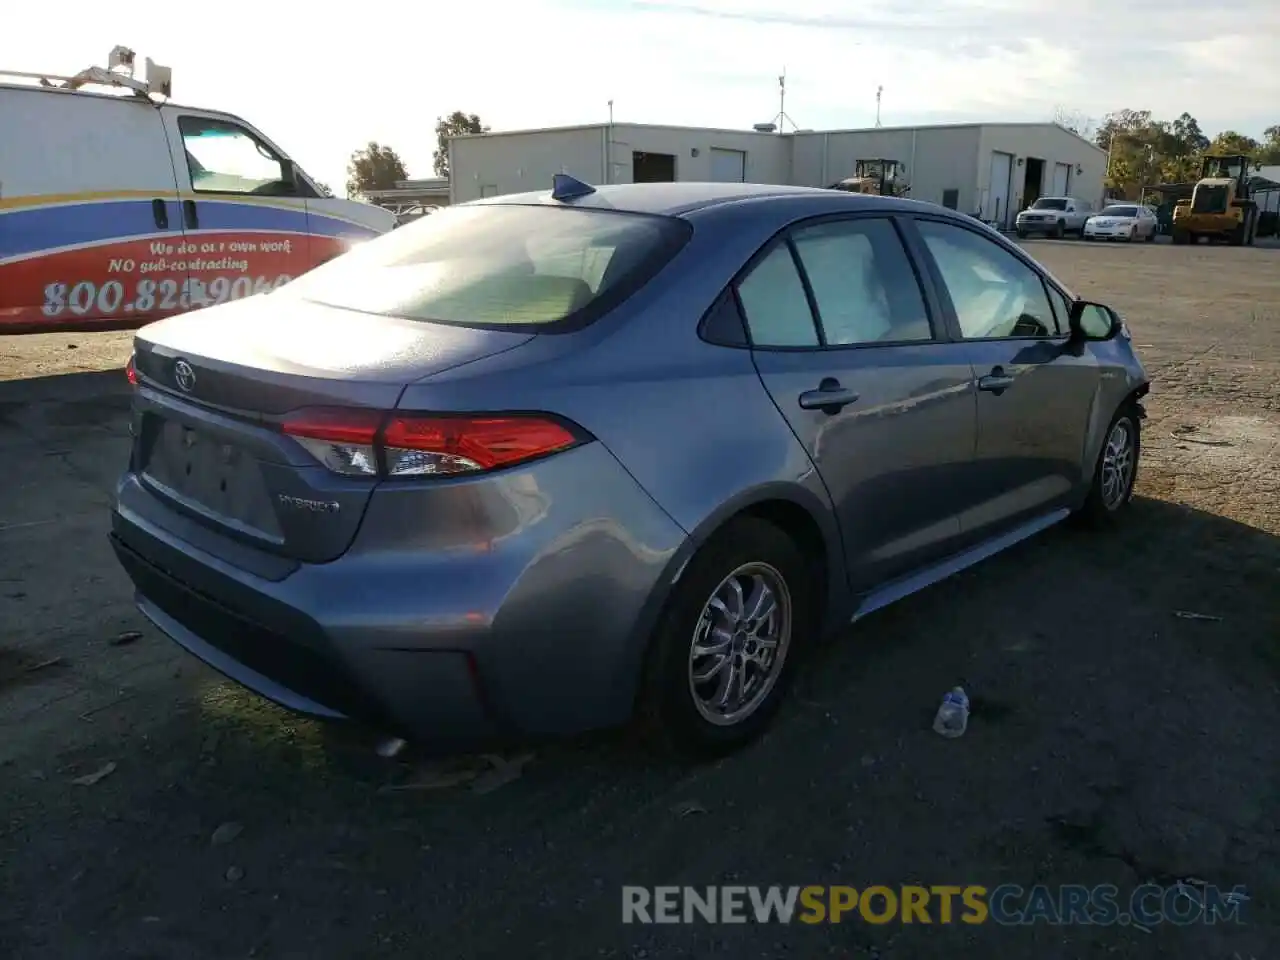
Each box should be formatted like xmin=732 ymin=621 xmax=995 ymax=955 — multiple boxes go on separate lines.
xmin=449 ymin=120 xmax=1105 ymax=154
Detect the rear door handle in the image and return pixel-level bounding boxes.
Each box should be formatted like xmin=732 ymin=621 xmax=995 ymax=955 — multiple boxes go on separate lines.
xmin=977 ymin=366 xmax=1015 ymax=393
xmin=798 ymin=378 xmax=860 ymax=413
xmin=152 ymin=198 xmax=169 ymax=230
xmin=182 ymin=199 xmax=199 ymax=230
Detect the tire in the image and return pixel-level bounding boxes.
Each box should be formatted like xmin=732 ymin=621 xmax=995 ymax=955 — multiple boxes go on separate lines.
xmin=1146 ymin=226 xmax=1157 ymax=243
xmin=1172 ymin=228 xmax=1189 ymax=245
xmin=637 ymin=517 xmax=815 ymax=757
xmin=1016 ymin=229 xmax=1027 ymax=239
xmin=1074 ymin=405 xmax=1141 ymax=528
xmin=1054 ymin=220 xmax=1066 ymax=239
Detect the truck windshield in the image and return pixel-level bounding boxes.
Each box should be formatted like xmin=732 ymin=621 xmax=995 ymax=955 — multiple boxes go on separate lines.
xmin=1031 ymin=198 xmax=1068 ymax=210
xmin=281 ymin=204 xmax=691 ymax=330
xmin=1191 ymin=186 xmax=1229 ymax=214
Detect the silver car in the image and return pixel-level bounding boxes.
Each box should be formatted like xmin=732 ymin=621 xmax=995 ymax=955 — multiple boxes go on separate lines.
xmin=112 ymin=180 xmax=1149 ymax=756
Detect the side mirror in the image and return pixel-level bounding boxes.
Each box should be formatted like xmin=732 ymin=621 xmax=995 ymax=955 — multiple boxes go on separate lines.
xmin=1068 ymin=300 xmax=1123 ymax=341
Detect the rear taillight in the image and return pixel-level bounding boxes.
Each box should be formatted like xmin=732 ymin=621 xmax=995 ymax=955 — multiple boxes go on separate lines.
xmin=125 ymin=355 xmax=138 ymax=387
xmin=281 ymin=408 xmax=585 ymax=478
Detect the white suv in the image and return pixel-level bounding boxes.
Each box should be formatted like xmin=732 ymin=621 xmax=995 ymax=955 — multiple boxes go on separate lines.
xmin=1015 ymin=197 xmax=1093 ymax=239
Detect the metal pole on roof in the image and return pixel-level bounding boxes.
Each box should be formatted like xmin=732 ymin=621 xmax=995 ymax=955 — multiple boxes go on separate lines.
xmin=875 ymin=86 xmax=883 ymax=127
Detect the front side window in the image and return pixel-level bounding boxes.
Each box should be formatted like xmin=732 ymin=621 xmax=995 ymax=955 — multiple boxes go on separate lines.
xmin=790 ymin=218 xmax=933 ymax=345
xmin=281 ymin=204 xmax=690 ymax=330
xmin=916 ymin=219 xmax=1060 ymax=339
xmin=1044 ymin=284 xmax=1073 ymax=333
xmin=179 ymin=117 xmax=291 ymax=196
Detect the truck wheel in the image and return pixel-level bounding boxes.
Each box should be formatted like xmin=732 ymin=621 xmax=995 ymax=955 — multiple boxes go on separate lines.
xmin=1054 ymin=220 xmax=1066 ymax=239
xmin=1015 ymin=229 xmax=1027 ymax=239
xmin=1230 ymin=222 xmax=1246 ymax=246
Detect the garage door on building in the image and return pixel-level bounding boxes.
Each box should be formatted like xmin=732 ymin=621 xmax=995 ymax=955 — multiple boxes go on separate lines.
xmin=709 ymin=148 xmax=746 ymax=182
xmin=1052 ymin=162 xmax=1071 ymax=197
xmin=988 ymin=151 xmax=1013 ymax=227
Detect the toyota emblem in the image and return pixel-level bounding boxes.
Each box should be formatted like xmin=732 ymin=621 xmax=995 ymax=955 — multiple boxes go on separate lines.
xmin=174 ymin=359 xmax=196 ymax=393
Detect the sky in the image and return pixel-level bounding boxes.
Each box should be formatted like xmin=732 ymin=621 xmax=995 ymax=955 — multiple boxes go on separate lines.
xmin=5 ymin=0 xmax=1278 ymax=194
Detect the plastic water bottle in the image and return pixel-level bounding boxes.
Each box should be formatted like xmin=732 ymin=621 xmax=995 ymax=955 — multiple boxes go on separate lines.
xmin=932 ymin=687 xmax=970 ymax=738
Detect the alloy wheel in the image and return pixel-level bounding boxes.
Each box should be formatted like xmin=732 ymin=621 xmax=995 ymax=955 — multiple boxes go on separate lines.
xmin=687 ymin=562 xmax=792 ymax=727
xmin=1100 ymin=419 xmax=1135 ymax=510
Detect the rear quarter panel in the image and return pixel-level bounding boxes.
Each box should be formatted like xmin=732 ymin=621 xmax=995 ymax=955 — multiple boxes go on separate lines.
xmin=396 ymin=195 xmax=856 ymax=631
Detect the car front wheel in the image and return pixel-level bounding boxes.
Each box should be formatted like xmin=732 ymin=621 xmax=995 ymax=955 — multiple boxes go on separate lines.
xmin=638 ymin=517 xmax=814 ymax=757
xmin=1075 ymin=405 xmax=1141 ymax=526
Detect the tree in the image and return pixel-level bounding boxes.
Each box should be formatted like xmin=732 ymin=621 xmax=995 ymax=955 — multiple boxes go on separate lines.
xmin=1152 ymin=113 xmax=1210 ymax=184
xmin=1261 ymin=126 xmax=1280 ymax=164
xmin=1207 ymin=131 xmax=1262 ymax=158
xmin=314 ymin=181 xmax=335 ymax=198
xmin=346 ymin=142 xmax=408 ymax=199
xmin=1093 ymin=109 xmax=1153 ymax=152
xmin=1052 ymin=106 xmax=1094 ymax=140
xmin=433 ymin=111 xmax=489 ymax=178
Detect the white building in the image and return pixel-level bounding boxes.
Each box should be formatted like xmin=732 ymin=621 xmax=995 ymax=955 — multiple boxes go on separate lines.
xmin=448 ymin=121 xmax=1108 ymax=230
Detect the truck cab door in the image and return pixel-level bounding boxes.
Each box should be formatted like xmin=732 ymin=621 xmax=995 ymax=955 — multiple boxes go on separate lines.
xmin=161 ymin=109 xmax=312 ymax=310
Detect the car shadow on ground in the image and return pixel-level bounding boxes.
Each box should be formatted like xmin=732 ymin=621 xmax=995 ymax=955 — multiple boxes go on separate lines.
xmin=0 ymin=368 xmax=132 ymax=436
xmin=2 ymin=493 xmax=1276 ymax=959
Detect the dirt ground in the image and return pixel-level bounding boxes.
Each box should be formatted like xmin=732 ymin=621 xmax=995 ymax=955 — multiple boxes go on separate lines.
xmin=1 ymin=241 xmax=1277 ymax=959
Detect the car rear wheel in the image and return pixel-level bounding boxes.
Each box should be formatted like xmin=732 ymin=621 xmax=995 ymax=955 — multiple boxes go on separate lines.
xmin=1074 ymin=405 xmax=1141 ymax=527
xmin=637 ymin=517 xmax=814 ymax=757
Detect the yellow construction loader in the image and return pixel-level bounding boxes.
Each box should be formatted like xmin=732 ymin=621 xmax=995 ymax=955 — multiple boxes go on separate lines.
xmin=1171 ymin=154 xmax=1258 ymax=246
xmin=827 ymin=159 xmax=908 ymax=197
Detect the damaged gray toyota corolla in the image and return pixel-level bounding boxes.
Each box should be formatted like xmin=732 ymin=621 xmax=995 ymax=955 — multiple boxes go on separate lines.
xmin=111 ymin=178 xmax=1148 ymax=757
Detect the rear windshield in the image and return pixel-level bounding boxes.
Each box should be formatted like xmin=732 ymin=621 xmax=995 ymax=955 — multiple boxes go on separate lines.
xmin=1100 ymin=206 xmax=1139 ymax=217
xmin=1031 ymin=198 xmax=1068 ymax=210
xmin=282 ymin=204 xmax=691 ymax=330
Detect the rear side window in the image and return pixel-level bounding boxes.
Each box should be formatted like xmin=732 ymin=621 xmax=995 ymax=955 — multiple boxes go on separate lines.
xmin=282 ymin=204 xmax=690 ymax=330
xmin=735 ymin=245 xmax=819 ymax=347
xmin=790 ymin=219 xmax=933 ymax=344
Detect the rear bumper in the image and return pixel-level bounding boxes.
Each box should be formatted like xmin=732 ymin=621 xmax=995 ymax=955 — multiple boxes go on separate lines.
xmin=110 ymin=441 xmax=688 ymax=749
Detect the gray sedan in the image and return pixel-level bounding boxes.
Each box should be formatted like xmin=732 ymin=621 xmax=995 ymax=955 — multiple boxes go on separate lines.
xmin=112 ymin=179 xmax=1149 ymax=757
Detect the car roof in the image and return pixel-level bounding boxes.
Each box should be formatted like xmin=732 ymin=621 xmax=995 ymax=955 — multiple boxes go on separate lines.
xmin=474 ymin=181 xmax=924 ymax=218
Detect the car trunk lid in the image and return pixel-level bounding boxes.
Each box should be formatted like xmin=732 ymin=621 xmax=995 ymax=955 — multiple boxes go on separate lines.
xmin=130 ymin=295 xmax=534 ymax=563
